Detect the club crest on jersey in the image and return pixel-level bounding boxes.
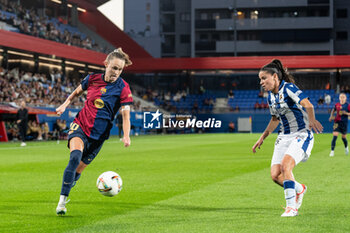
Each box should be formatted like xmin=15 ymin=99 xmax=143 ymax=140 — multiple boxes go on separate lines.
xmin=94 ymin=98 xmax=105 ymax=108
xmin=279 ymin=94 xmax=283 ymax=100
xmin=100 ymin=87 xmax=107 ymax=94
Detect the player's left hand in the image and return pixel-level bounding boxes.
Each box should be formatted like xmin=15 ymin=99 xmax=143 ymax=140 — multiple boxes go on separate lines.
xmin=122 ymin=136 xmax=131 ymax=147
xmin=309 ymin=119 xmax=323 ymax=134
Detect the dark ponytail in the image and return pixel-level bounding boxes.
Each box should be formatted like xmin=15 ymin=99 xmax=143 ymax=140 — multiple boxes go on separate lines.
xmin=260 ymin=59 xmax=295 ymax=84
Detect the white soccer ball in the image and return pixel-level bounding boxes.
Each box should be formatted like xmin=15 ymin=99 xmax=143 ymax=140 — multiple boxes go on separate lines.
xmin=96 ymin=171 xmax=123 ymax=197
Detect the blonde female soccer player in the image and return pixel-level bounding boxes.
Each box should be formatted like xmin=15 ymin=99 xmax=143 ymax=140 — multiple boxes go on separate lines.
xmin=55 ymin=48 xmax=133 ymax=216
xmin=252 ymin=59 xmax=323 ymax=217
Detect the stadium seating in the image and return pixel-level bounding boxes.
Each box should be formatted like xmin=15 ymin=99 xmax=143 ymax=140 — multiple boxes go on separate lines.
xmin=228 ymin=89 xmax=342 ymax=111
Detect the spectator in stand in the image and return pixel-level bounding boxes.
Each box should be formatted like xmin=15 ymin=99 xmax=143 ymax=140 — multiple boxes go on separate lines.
xmin=317 ymin=96 xmax=324 ymax=106
xmin=27 ymin=120 xmax=43 ymax=140
xmin=228 ymin=90 xmax=234 ymax=99
xmin=254 ymin=101 xmax=261 ymax=110
xmin=324 ymin=94 xmax=331 ymax=105
xmin=41 ymin=122 xmax=50 ymax=140
xmin=5 ymin=121 xmax=19 ymax=141
xmin=228 ymin=121 xmax=235 ymax=133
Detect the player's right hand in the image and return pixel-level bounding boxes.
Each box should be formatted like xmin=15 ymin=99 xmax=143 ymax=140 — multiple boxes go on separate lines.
xmin=56 ymin=105 xmax=66 ymax=116
xmin=252 ymin=139 xmax=263 ymax=153
xmin=122 ymin=136 xmax=131 ymax=147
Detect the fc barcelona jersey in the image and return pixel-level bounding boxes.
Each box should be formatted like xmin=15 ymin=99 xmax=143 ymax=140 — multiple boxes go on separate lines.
xmin=74 ymin=73 xmax=133 ymax=140
xmin=334 ymin=102 xmax=350 ymax=123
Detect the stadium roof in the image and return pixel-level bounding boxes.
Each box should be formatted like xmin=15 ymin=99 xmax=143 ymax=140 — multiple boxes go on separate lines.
xmin=3 ymin=30 xmax=350 ymax=73
xmin=128 ymin=55 xmax=350 ymax=73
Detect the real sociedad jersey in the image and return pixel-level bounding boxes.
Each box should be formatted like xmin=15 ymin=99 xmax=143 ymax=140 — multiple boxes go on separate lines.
xmin=334 ymin=102 xmax=350 ymax=123
xmin=267 ymin=80 xmax=309 ymax=135
xmin=74 ymin=73 xmax=133 ymax=140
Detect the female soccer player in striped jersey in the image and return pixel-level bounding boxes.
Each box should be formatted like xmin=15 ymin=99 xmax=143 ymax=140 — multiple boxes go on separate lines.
xmin=55 ymin=48 xmax=133 ymax=216
xmin=329 ymin=93 xmax=350 ymax=157
xmin=252 ymin=59 xmax=323 ymax=217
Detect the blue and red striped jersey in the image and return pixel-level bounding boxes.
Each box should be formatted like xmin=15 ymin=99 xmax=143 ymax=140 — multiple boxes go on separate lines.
xmin=74 ymin=73 xmax=133 ymax=140
xmin=334 ymin=102 xmax=350 ymax=123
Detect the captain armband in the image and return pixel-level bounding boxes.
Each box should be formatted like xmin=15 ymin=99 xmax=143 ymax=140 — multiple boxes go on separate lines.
xmin=121 ymin=105 xmax=130 ymax=111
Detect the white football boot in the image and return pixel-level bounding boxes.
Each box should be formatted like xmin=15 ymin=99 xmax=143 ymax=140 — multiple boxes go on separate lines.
xmin=296 ymin=184 xmax=307 ymax=210
xmin=329 ymin=151 xmax=334 ymax=157
xmin=345 ymin=147 xmax=349 ymax=156
xmin=281 ymin=207 xmax=298 ymax=217
xmin=56 ymin=199 xmax=70 ymax=216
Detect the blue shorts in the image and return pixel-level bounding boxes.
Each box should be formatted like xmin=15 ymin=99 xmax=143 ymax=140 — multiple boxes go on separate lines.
xmin=67 ymin=123 xmax=105 ymax=165
xmin=333 ymin=121 xmax=348 ymax=135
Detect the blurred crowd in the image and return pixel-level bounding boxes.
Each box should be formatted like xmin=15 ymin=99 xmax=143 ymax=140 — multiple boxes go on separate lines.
xmin=6 ymin=119 xmax=69 ymax=141
xmin=138 ymin=88 xmax=215 ymax=114
xmin=0 ymin=0 xmax=108 ymax=53
xmin=0 ymin=66 xmax=85 ymax=107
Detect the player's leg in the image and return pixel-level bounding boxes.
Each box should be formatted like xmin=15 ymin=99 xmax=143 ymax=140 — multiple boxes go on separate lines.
xmin=73 ymin=139 xmax=105 ymax=187
xmin=270 ymin=164 xmax=283 ymax=187
xmin=282 ymin=131 xmax=313 ymax=215
xmin=341 ymin=133 xmax=348 ymax=155
xmin=56 ymin=137 xmax=84 ymax=215
xmin=280 ymin=154 xmax=298 ymax=217
xmin=71 ymin=161 xmax=88 ymax=187
xmin=330 ymin=131 xmax=339 ymax=157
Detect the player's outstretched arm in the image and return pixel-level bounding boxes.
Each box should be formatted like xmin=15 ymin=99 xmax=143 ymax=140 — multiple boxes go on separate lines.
xmin=252 ymin=116 xmax=279 ymax=153
xmin=300 ymin=98 xmax=323 ymax=134
xmin=56 ymin=85 xmax=83 ymax=116
xmin=121 ymin=105 xmax=131 ymax=147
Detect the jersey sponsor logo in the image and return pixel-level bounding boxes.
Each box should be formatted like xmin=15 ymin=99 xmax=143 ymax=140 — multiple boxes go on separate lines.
xmin=94 ymin=98 xmax=105 ymax=109
xmin=128 ymin=93 xmax=132 ymax=98
xmin=100 ymin=87 xmax=107 ymax=94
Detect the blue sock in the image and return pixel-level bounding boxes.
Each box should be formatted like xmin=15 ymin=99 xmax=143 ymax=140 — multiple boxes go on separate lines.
xmin=60 ymin=150 xmax=82 ymax=196
xmin=331 ymin=136 xmax=337 ymax=151
xmin=342 ymin=137 xmax=348 ymax=148
xmin=283 ymin=180 xmax=296 ymax=208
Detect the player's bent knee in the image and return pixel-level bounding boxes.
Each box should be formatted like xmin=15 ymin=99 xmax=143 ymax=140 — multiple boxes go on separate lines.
xmin=271 ymin=175 xmax=279 ymax=183
xmin=69 ymin=137 xmax=84 ymax=152
xmin=68 ymin=150 xmax=82 ymax=169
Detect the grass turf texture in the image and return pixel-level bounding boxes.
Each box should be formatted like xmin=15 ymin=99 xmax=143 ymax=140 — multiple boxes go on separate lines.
xmin=0 ymin=133 xmax=349 ymax=233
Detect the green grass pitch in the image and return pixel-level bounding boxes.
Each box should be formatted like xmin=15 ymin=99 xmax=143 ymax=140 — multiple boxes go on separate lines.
xmin=0 ymin=133 xmax=350 ymax=233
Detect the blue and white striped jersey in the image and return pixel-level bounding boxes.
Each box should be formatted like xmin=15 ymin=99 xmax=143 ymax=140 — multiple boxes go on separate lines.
xmin=267 ymin=80 xmax=309 ymax=135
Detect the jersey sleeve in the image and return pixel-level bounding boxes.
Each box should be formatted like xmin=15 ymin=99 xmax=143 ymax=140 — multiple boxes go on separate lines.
xmin=285 ymin=83 xmax=308 ymax=104
xmin=120 ymin=83 xmax=133 ymax=106
xmin=81 ymin=74 xmax=91 ymax=91
xmin=267 ymin=94 xmax=278 ymax=117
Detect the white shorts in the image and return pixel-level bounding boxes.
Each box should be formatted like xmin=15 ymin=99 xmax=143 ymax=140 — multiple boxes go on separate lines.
xmin=271 ymin=130 xmax=314 ymax=166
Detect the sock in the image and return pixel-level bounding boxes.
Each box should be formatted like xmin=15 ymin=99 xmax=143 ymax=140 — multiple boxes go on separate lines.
xmin=331 ymin=136 xmax=337 ymax=151
xmin=75 ymin=172 xmax=81 ymax=182
xmin=60 ymin=150 xmax=82 ymax=196
xmin=342 ymin=138 xmax=348 ymax=148
xmin=283 ymin=180 xmax=296 ymax=208
xmin=58 ymin=195 xmax=67 ymax=206
xmin=294 ymin=180 xmax=303 ymax=194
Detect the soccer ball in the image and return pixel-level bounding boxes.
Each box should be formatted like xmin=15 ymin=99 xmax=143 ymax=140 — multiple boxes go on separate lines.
xmin=96 ymin=171 xmax=123 ymax=197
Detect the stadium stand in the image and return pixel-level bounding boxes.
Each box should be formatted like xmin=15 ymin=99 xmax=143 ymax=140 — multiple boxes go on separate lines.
xmin=0 ymin=1 xmax=108 ymax=53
